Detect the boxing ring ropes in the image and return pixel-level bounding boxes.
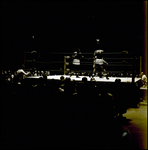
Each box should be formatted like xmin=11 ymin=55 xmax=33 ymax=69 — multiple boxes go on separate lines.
xmin=25 ymin=51 xmax=142 ymax=83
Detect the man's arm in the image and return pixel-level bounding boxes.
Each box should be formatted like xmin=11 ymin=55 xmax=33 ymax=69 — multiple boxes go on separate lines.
xmin=103 ymin=59 xmax=108 ymax=65
xmin=93 ymin=60 xmax=96 ymax=68
xmin=17 ymin=69 xmax=30 ymax=76
xmin=25 ymin=71 xmax=31 ymax=76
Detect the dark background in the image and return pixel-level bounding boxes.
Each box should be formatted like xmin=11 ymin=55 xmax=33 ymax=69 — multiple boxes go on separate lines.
xmin=1 ymin=1 xmax=145 ymax=70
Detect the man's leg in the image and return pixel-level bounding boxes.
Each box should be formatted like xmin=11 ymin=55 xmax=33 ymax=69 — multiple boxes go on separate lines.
xmin=98 ymin=65 xmax=103 ymax=78
xmin=102 ymin=67 xmax=109 ymax=80
xmin=93 ymin=68 xmax=96 ymax=75
xmin=75 ymin=65 xmax=80 ymax=77
xmin=93 ymin=64 xmax=99 ymax=76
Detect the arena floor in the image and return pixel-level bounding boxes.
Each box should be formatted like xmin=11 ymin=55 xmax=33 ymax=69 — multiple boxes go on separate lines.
xmin=122 ymin=105 xmax=147 ymax=149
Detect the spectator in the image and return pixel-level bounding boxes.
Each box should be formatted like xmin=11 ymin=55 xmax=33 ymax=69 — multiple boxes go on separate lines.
xmin=140 ymin=72 xmax=147 ymax=87
xmin=14 ymin=65 xmax=30 ymax=85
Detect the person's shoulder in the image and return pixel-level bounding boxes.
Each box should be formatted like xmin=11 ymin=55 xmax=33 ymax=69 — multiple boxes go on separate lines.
xmin=17 ymin=69 xmax=23 ymax=73
xmin=142 ymin=74 xmax=147 ymax=77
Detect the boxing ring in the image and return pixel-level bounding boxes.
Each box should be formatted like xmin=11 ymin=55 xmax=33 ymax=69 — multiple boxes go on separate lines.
xmin=23 ymin=50 xmax=145 ymax=110
xmin=24 ymin=50 xmax=142 ymax=84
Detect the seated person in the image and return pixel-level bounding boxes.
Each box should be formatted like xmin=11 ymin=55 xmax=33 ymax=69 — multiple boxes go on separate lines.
xmin=140 ymin=72 xmax=147 ymax=87
xmin=15 ymin=65 xmax=30 ymax=84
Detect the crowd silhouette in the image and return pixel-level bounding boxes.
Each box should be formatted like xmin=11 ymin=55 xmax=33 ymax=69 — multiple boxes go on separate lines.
xmin=1 ymin=69 xmax=141 ymax=149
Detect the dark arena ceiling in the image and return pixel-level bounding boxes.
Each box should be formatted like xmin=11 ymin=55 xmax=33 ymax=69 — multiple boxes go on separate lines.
xmin=1 ymin=1 xmax=146 ymax=69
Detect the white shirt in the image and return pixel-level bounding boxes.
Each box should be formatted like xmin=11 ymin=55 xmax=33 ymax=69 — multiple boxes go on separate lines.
xmin=94 ymin=58 xmax=107 ymax=65
xmin=142 ymin=74 xmax=147 ymax=82
xmin=72 ymin=59 xmax=80 ymax=65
